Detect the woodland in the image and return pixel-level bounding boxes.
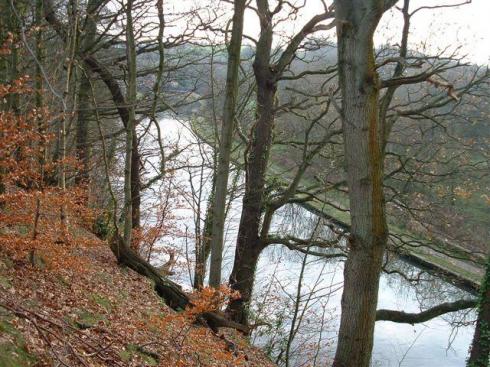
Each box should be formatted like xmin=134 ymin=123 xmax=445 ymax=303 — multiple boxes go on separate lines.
xmin=0 ymin=0 xmax=489 ymax=366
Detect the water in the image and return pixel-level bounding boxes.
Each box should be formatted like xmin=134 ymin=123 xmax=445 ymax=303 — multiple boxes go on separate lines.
xmin=139 ymin=117 xmax=475 ymax=367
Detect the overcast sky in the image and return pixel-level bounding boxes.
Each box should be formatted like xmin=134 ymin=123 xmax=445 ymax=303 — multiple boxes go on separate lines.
xmin=236 ymin=0 xmax=489 ymax=65
xmin=164 ymin=0 xmax=488 ymax=65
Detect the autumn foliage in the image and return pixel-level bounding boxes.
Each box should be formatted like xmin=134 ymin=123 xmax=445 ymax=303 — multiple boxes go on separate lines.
xmin=0 ymin=34 xmax=273 ymax=367
xmin=0 ymin=41 xmax=95 ymax=270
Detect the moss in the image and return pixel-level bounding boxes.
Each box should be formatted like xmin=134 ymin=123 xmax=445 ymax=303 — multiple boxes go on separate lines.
xmin=0 ymin=342 xmax=37 ymax=367
xmin=0 ymin=319 xmax=18 ymax=337
xmin=118 ymin=349 xmax=132 ymax=362
xmin=91 ymin=293 xmax=112 ymax=312
xmin=0 ymin=256 xmax=14 ymax=270
xmin=95 ymin=271 xmax=112 ymax=284
xmin=55 ymin=274 xmax=70 ymax=288
xmin=0 ymin=275 xmax=12 ymax=288
xmin=118 ymin=344 xmax=158 ymax=366
xmin=74 ymin=310 xmax=107 ymax=329
xmin=0 ymin=316 xmax=37 ymax=367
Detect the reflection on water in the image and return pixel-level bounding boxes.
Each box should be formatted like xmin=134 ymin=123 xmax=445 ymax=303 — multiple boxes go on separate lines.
xmin=141 ymin=118 xmax=475 ymax=367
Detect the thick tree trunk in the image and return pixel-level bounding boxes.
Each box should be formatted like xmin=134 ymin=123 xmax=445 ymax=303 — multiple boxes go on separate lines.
xmin=225 ymin=0 xmax=331 ymax=324
xmin=208 ymin=0 xmax=246 ymax=288
xmin=332 ymin=2 xmax=388 ymax=366
xmin=226 ymin=239 xmax=264 ymax=325
xmin=225 ymin=0 xmax=276 ymax=325
xmin=467 ymin=256 xmax=490 ymax=367
xmin=227 ymin=65 xmax=276 ymax=324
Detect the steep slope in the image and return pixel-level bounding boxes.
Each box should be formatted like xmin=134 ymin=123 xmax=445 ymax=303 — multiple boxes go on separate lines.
xmin=0 ymin=238 xmax=275 ymax=367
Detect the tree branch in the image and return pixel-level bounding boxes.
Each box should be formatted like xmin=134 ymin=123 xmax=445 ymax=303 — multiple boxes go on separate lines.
xmin=376 ymin=299 xmax=477 ymax=324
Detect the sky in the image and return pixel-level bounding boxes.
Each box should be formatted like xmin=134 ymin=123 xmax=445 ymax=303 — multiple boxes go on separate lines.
xmin=161 ymin=0 xmax=489 ymax=65
xmin=234 ymin=0 xmax=490 ymax=65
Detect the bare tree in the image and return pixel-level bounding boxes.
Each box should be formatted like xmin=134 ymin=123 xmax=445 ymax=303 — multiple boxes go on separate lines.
xmin=331 ymin=0 xmax=488 ymax=365
xmin=227 ymin=0 xmax=335 ymax=325
xmin=208 ymin=0 xmax=247 ymax=288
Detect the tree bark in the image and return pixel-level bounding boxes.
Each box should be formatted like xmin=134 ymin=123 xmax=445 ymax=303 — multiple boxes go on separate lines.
xmin=130 ymin=136 xmax=141 ymax=229
xmin=227 ymin=238 xmax=264 ymax=325
xmin=194 ymin=176 xmax=215 ymax=289
xmin=376 ymin=299 xmax=477 ymax=324
xmin=109 ymin=234 xmax=249 ymax=333
xmin=226 ymin=0 xmax=275 ymax=324
xmin=123 ymin=0 xmax=137 ymax=245
xmin=467 ymin=256 xmax=490 ymax=367
xmin=75 ymin=73 xmax=91 ymax=184
xmin=75 ymin=0 xmax=98 ymax=185
xmin=208 ymin=0 xmax=246 ymax=288
xmin=332 ymin=1 xmax=388 ymax=366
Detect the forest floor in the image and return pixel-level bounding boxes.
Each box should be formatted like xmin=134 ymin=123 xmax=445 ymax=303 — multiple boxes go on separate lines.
xmin=0 ymin=232 xmax=275 ymax=367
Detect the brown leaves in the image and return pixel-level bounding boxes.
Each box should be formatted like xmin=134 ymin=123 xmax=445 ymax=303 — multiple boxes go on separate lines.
xmin=0 ymin=74 xmax=97 ymax=269
xmin=0 ymin=243 xmax=273 ymax=366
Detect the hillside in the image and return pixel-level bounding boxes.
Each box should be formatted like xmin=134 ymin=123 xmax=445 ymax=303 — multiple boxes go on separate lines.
xmin=0 ymin=236 xmax=274 ymax=367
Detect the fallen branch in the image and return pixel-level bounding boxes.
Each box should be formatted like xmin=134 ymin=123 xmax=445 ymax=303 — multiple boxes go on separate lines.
xmin=110 ymin=235 xmax=249 ymax=333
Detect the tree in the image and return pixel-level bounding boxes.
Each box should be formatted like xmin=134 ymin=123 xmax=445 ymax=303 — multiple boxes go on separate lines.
xmin=331 ymin=1 xmax=392 ymax=365
xmin=467 ymin=256 xmax=490 ymax=367
xmin=122 ymin=0 xmax=137 ymax=246
xmin=43 ymin=0 xmax=143 ymax=231
xmin=227 ymin=0 xmax=335 ymax=325
xmin=331 ymin=0 xmax=488 ymax=365
xmin=208 ymin=0 xmax=246 ymax=288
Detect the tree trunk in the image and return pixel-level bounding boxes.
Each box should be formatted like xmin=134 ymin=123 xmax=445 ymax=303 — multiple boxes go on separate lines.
xmin=226 ymin=239 xmax=264 ymax=325
xmin=43 ymin=0 xmax=141 ymax=231
xmin=6 ymin=1 xmax=19 ymax=114
xmin=227 ymin=75 xmax=275 ymax=325
xmin=208 ymin=0 xmax=246 ymax=288
xmin=58 ymin=0 xmax=78 ymax=238
xmin=32 ymin=0 xmax=45 ymax=239
xmin=226 ymin=3 xmax=276 ymax=321
xmin=123 ymin=0 xmax=137 ymax=245
xmin=194 ymin=176 xmax=215 ymax=289
xmin=225 ymin=0 xmax=332 ymax=324
xmin=75 ymin=73 xmax=91 ymax=184
xmin=131 ymin=134 xmax=141 ymax=229
xmin=467 ymin=256 xmax=490 ymax=367
xmin=332 ymin=2 xmax=388 ymax=366
xmin=75 ymin=0 xmax=98 ymax=185
xmin=109 ymin=234 xmax=248 ymax=333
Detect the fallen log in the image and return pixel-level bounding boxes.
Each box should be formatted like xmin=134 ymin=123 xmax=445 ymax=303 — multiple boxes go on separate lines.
xmin=109 ymin=235 xmax=249 ymax=334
